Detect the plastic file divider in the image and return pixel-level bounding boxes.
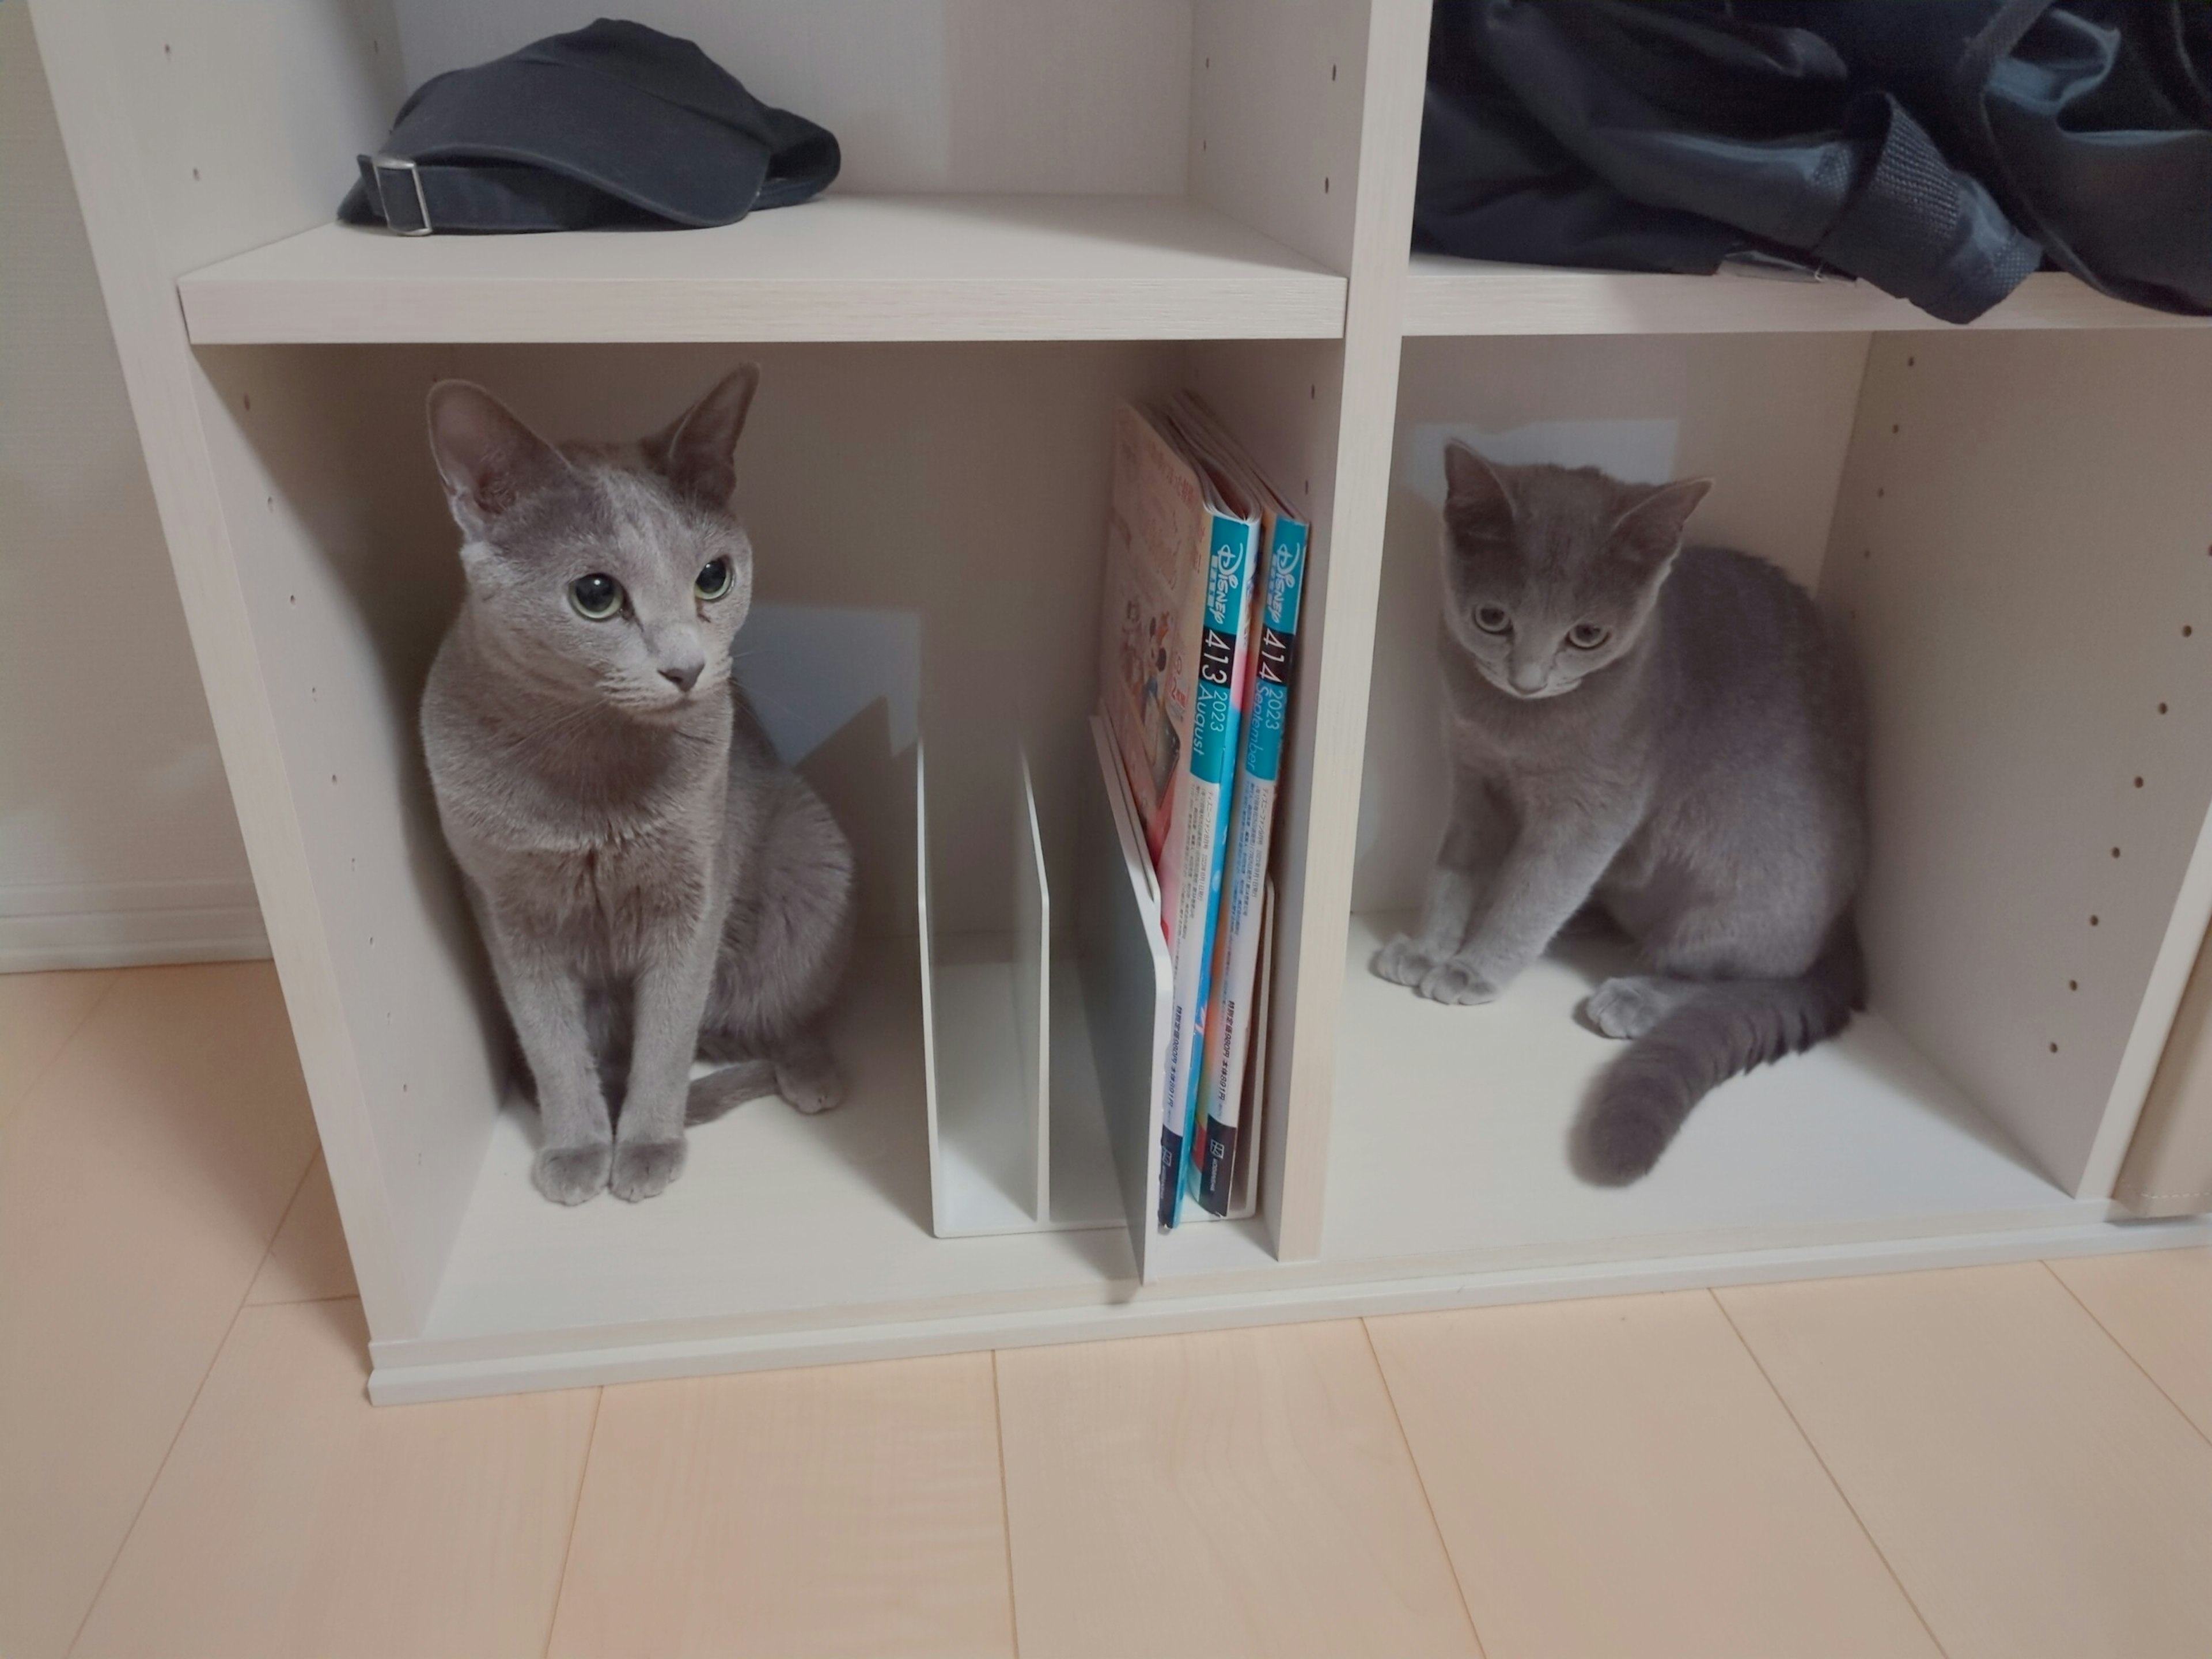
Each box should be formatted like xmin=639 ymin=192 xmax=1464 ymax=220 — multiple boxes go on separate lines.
xmin=919 ymin=737 xmax=1044 ymax=1236
xmin=1078 ymin=713 xmax=1173 ymax=1276
xmin=920 ymin=718 xmax=1256 ymax=1251
xmin=1013 ymin=748 xmax=1051 ymax=1219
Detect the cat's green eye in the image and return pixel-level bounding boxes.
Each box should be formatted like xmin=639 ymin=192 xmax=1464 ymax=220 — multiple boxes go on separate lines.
xmin=570 ymin=573 xmax=623 ymax=620
xmin=1474 ymin=604 xmax=1512 ymax=634
xmin=1567 ymin=622 xmax=1611 ymax=650
xmin=696 ymin=558 xmax=733 ymax=601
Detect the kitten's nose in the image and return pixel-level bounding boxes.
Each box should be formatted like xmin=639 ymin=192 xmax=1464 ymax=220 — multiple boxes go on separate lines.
xmin=660 ymin=660 xmax=702 ymax=694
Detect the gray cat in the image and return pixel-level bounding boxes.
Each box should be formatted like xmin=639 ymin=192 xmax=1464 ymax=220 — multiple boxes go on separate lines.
xmin=421 ymin=368 xmax=855 ymax=1205
xmin=1376 ymin=446 xmax=1866 ymax=1183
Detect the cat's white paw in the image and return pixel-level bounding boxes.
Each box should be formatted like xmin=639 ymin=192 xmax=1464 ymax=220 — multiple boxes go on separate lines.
xmin=533 ymin=1140 xmax=612 ymax=1205
xmin=1374 ymin=934 xmax=1438 ymax=987
xmin=610 ymin=1135 xmax=687 ymax=1202
xmin=1418 ymin=957 xmax=1502 ymax=1005
xmin=1588 ymin=976 xmax=1675 ymax=1040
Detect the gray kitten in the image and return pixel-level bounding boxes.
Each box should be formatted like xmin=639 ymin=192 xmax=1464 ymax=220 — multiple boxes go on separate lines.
xmin=421 ymin=368 xmax=855 ymax=1205
xmin=1376 ymin=446 xmax=1866 ymax=1183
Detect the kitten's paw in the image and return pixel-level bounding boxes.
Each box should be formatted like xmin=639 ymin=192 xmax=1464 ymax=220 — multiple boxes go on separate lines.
xmin=775 ymin=1050 xmax=844 ymax=1115
xmin=610 ymin=1135 xmax=687 ymax=1202
xmin=533 ymin=1141 xmax=612 ymax=1206
xmin=1418 ymin=957 xmax=1502 ymax=1005
xmin=1373 ymin=934 xmax=1438 ymax=987
xmin=1588 ymin=976 xmax=1675 ymax=1040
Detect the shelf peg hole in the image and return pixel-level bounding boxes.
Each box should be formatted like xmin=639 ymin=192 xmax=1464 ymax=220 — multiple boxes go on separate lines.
xmin=1332 ymin=63 xmax=1338 ymax=81
xmin=1323 ymin=176 xmax=1331 ymax=193
xmin=2069 ymin=979 xmax=2079 ymax=991
xmin=2160 ymin=702 xmax=2169 ymax=714
xmin=2091 ymin=914 xmax=2101 ymax=926
xmin=2050 ymin=1042 xmax=2059 ymax=1053
xmin=2187 ymin=625 xmax=2195 ymax=637
xmin=1891 ymin=423 xmax=1899 ymax=434
xmin=191 ymin=167 xmax=200 ymax=182
xmin=2113 ymin=847 xmax=2122 ymax=858
xmin=2135 ymin=775 xmax=2146 ymax=787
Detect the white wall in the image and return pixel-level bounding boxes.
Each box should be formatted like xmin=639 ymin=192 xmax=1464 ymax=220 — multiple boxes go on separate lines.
xmin=0 ymin=7 xmax=263 ymax=969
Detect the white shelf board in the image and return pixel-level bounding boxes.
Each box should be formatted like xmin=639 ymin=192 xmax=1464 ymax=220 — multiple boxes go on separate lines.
xmin=1403 ymin=255 xmax=2212 ymax=337
xmin=177 ymin=195 xmax=1349 ymax=344
xmin=1322 ymin=915 xmax=2081 ymax=1274
xmin=368 ymin=932 xmax=2208 ymax=1404
xmin=396 ymin=945 xmax=1139 ymax=1369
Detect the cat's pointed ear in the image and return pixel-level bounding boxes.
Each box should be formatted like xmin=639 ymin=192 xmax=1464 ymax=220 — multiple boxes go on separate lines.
xmin=1442 ymin=442 xmax=1514 ymax=541
xmin=1611 ymin=478 xmax=1712 ymax=569
xmin=426 ymin=381 xmax=567 ymax=541
xmin=643 ymin=364 xmax=760 ymax=508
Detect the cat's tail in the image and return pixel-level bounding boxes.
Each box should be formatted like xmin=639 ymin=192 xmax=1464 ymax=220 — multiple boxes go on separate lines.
xmin=685 ymin=1059 xmax=780 ymax=1126
xmin=1578 ymin=921 xmax=1865 ymax=1185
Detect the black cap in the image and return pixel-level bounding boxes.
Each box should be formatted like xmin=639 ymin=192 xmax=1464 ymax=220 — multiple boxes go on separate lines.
xmin=339 ymin=20 xmax=840 ymax=233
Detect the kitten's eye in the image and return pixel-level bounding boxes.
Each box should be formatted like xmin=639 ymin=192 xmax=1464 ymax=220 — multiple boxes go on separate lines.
xmin=1474 ymin=604 xmax=1512 ymax=634
xmin=1567 ymin=623 xmax=1610 ymax=650
xmin=569 ymin=573 xmax=623 ymax=620
xmin=696 ymin=558 xmax=733 ymax=601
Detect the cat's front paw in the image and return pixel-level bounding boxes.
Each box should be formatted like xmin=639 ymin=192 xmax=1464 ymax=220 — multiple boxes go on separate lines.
xmin=1373 ymin=934 xmax=1438 ymax=987
xmin=1418 ymin=957 xmax=1502 ymax=1006
xmin=611 ymin=1134 xmax=687 ymax=1202
xmin=533 ymin=1140 xmax=612 ymax=1205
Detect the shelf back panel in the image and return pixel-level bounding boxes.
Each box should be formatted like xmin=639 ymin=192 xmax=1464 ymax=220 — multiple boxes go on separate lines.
xmin=1357 ymin=332 xmax=1870 ymax=916
xmin=388 ymin=0 xmax=1195 ymax=197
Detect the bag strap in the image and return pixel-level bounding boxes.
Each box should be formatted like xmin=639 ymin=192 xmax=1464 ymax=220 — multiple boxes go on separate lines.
xmin=1810 ymin=92 xmax=2041 ymax=324
xmin=1944 ymin=0 xmax=2100 ymax=286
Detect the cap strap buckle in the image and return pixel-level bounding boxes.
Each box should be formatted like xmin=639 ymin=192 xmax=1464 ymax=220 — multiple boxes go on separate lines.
xmin=370 ymin=155 xmax=433 ymax=236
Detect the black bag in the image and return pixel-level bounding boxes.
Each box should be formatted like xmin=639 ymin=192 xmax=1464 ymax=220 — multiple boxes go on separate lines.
xmin=339 ymin=18 xmax=840 ymax=234
xmin=1416 ymin=0 xmax=2212 ymax=323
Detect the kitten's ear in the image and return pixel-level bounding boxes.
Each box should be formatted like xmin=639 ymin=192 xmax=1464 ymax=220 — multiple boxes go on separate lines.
xmin=1442 ymin=442 xmax=1514 ymax=540
xmin=426 ymin=381 xmax=567 ymax=541
xmin=1611 ymin=478 xmax=1713 ymax=569
xmin=643 ymin=364 xmax=760 ymax=508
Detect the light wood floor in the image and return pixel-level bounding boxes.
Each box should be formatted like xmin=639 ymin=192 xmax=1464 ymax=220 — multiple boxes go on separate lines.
xmin=6 ymin=963 xmax=2212 ymax=1659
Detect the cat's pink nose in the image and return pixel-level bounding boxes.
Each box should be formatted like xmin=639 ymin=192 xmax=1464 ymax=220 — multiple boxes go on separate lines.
xmin=660 ymin=661 xmax=702 ymax=694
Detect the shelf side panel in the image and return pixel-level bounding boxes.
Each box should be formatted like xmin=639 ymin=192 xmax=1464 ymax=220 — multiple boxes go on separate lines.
xmin=28 ymin=0 xmax=454 ymax=1336
xmin=1188 ymin=0 xmax=1369 ymax=274
xmin=1823 ymin=331 xmax=2212 ymax=1195
xmin=1213 ymin=0 xmax=1429 ymax=1257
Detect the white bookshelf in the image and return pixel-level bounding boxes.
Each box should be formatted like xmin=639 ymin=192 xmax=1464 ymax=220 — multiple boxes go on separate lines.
xmin=32 ymin=0 xmax=2212 ymax=1403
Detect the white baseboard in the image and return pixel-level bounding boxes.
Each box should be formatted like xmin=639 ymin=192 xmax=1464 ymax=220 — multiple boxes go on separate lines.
xmin=0 ymin=877 xmax=270 ymax=971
